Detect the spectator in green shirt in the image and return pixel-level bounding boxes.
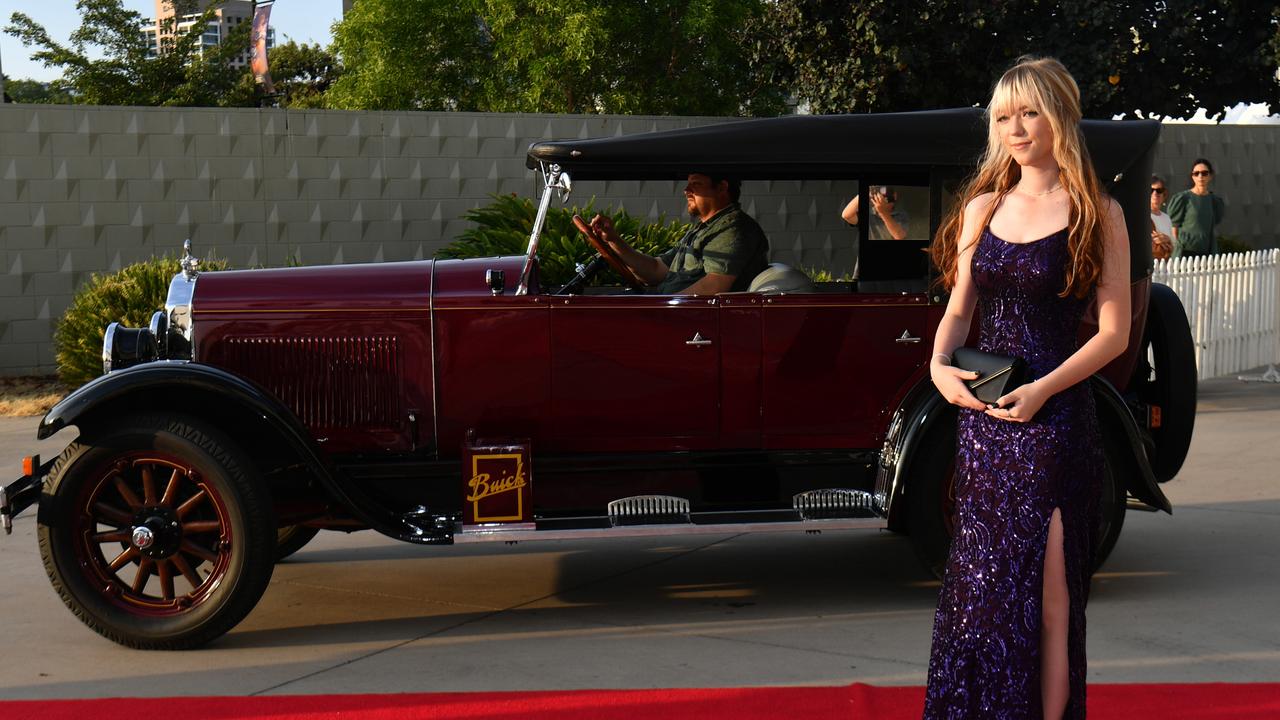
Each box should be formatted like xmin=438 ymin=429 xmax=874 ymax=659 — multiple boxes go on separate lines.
xmin=1166 ymin=158 xmax=1227 ymax=257
xmin=585 ymin=173 xmax=769 ymax=295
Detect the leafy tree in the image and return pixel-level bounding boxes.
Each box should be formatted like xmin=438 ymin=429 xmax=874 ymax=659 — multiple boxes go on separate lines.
xmin=476 ymin=0 xmax=613 ymax=113
xmin=326 ymin=0 xmax=484 ymax=110
xmin=1119 ymin=0 xmax=1280 ymax=120
xmin=4 ymin=0 xmax=255 ymax=107
xmin=262 ymin=41 xmax=342 ymax=108
xmin=480 ymin=0 xmax=783 ymax=114
xmin=327 ymin=0 xmax=784 ymax=115
xmin=1 ymin=75 xmax=74 ymax=103
xmin=751 ymin=1 xmax=1280 ymax=119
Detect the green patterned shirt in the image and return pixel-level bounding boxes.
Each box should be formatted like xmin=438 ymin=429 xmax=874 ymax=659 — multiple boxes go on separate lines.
xmin=654 ymin=203 xmax=769 ymax=294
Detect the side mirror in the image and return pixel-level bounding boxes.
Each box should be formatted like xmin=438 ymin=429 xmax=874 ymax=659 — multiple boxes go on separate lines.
xmin=557 ymin=171 xmax=573 ymax=203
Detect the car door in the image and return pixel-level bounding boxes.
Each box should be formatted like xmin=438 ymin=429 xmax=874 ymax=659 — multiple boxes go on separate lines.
xmin=760 ymin=292 xmax=932 ymax=449
xmin=547 ymin=293 xmax=720 ymax=453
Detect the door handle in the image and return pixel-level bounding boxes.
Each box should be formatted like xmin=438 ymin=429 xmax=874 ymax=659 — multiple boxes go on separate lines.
xmin=686 ymin=332 xmax=713 ymax=347
xmin=895 ymin=330 xmax=921 ymax=344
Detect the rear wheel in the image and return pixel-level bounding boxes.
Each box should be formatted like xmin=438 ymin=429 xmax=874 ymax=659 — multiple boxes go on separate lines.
xmin=39 ymin=414 xmax=275 ymax=649
xmin=275 ymin=525 xmax=320 ymax=562
xmin=1133 ymin=283 xmax=1197 ymax=481
xmin=1094 ymin=434 xmax=1127 ymax=571
xmin=909 ymin=415 xmax=1127 ymax=580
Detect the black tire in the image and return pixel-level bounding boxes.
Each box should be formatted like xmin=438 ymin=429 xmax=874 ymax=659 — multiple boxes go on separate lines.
xmin=275 ymin=525 xmax=320 ymax=562
xmin=1093 ymin=433 xmax=1127 ymax=572
xmin=38 ymin=413 xmax=275 ymax=650
xmin=909 ymin=414 xmax=1127 ymax=580
xmin=907 ymin=413 xmax=958 ymax=580
xmin=1134 ymin=283 xmax=1197 ymax=482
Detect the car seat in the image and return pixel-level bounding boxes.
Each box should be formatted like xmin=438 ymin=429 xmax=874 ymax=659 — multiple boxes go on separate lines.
xmin=746 ymin=263 xmax=816 ymax=294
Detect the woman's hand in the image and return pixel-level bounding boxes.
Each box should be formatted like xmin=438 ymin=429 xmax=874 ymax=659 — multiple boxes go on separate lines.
xmin=932 ymin=363 xmax=987 ymax=411
xmin=986 ymin=381 xmax=1050 ymax=423
xmin=1151 ymin=229 xmax=1172 ymax=260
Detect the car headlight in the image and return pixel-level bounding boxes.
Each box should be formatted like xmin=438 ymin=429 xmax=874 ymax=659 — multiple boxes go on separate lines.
xmin=102 ymin=320 xmax=158 ymax=374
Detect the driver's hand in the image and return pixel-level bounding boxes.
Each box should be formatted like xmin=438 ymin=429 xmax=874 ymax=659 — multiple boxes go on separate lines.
xmin=588 ymin=214 xmax=623 ymax=246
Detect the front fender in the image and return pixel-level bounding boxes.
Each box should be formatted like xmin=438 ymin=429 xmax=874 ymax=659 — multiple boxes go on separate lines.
xmin=1091 ymin=375 xmax=1172 ymax=513
xmin=42 ymin=361 xmax=306 ymax=441
xmin=876 ymin=373 xmax=1172 ymax=527
xmin=39 ymin=362 xmax=444 ymax=540
xmin=874 ymin=377 xmax=949 ymax=530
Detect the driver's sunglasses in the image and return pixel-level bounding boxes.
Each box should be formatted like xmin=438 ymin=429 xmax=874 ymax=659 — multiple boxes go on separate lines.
xmin=1151 ymin=187 xmax=1166 ymax=195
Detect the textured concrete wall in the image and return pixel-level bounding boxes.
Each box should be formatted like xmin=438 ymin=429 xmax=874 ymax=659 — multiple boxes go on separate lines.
xmin=1 ymin=103 xmax=1276 ymax=376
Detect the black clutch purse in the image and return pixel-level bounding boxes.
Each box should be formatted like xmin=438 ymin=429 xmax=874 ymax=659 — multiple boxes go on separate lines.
xmin=951 ymin=347 xmax=1028 ymax=406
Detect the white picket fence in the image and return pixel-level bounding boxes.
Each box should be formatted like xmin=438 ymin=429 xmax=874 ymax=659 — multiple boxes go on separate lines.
xmin=1152 ymin=249 xmax=1280 ymax=380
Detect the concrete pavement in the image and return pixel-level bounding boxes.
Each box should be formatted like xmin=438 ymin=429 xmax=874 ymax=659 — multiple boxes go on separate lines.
xmin=0 ymin=374 xmax=1277 ymax=698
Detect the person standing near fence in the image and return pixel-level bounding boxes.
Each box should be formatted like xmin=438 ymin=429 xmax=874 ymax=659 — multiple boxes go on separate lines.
xmin=1150 ymin=175 xmax=1173 ymax=259
xmin=1167 ymin=158 xmax=1226 ymax=257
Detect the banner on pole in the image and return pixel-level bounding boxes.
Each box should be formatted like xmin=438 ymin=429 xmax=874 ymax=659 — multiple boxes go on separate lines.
xmin=251 ymin=2 xmax=274 ymax=94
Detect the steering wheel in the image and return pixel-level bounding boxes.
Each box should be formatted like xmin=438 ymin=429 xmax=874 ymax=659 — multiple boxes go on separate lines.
xmin=572 ymin=214 xmax=646 ymax=289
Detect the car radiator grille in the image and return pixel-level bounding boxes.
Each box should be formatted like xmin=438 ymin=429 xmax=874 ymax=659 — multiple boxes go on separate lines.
xmin=222 ymin=336 xmax=403 ymax=430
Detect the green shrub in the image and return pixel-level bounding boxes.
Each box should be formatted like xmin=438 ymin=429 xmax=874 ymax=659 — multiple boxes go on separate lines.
xmin=438 ymin=194 xmax=692 ymax=287
xmin=55 ymin=256 xmax=228 ymax=387
xmin=1216 ymin=234 xmax=1252 ymax=254
xmin=802 ymin=266 xmax=856 ymax=283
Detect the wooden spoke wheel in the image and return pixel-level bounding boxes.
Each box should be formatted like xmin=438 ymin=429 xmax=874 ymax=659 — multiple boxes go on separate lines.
xmin=73 ymin=455 xmax=231 ymax=612
xmin=39 ymin=415 xmax=274 ymax=649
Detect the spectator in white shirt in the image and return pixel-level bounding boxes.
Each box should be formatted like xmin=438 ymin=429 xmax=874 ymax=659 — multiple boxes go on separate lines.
xmin=1150 ymin=174 xmax=1173 ymax=260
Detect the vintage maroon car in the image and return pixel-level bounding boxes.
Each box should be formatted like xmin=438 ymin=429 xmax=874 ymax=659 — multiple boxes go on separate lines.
xmin=1 ymin=109 xmax=1195 ymax=649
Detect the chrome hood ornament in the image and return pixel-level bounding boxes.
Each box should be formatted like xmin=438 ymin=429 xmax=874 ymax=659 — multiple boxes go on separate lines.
xmin=180 ymin=239 xmax=201 ymax=279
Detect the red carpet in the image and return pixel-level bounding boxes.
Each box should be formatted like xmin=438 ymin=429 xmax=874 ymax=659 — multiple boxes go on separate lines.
xmin=0 ymin=683 xmax=1276 ymax=719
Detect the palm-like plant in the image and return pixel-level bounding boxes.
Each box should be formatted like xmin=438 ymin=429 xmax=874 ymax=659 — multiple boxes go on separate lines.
xmin=438 ymin=194 xmax=691 ymax=288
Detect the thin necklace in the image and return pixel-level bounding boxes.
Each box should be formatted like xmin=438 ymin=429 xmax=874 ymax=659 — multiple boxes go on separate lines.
xmin=1016 ymin=177 xmax=1062 ymax=197
xmin=1017 ymin=182 xmax=1062 ymax=197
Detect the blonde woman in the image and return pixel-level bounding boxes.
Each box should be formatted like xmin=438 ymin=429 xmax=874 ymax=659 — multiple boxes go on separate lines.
xmin=925 ymin=57 xmax=1130 ymax=719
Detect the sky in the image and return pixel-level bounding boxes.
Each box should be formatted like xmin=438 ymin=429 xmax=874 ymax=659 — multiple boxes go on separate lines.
xmin=1 ymin=0 xmax=344 ymax=82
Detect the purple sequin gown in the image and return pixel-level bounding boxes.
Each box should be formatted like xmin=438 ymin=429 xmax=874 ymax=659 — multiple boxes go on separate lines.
xmin=924 ymin=227 xmax=1103 ymax=719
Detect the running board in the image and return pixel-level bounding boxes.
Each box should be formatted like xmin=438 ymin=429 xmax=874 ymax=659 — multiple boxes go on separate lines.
xmin=453 ymin=517 xmax=886 ymax=543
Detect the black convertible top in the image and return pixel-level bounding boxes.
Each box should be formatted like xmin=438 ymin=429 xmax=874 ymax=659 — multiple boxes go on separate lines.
xmin=527 ymin=108 xmax=1163 ymax=278
xmin=525 ymin=108 xmax=1160 ymax=184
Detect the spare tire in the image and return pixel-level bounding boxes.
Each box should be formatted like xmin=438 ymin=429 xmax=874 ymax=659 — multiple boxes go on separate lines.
xmin=1133 ymin=282 xmax=1197 ymax=482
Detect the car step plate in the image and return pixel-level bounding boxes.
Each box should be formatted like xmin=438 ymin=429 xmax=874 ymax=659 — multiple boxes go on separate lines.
xmin=793 ymin=489 xmax=878 ymax=520
xmin=607 ymin=495 xmax=691 ymax=527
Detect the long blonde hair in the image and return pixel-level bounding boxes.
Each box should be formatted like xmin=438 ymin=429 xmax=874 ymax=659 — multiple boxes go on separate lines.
xmin=929 ymin=57 xmax=1108 ymax=299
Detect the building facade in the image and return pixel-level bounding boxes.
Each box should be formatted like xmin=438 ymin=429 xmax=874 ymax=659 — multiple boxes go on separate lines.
xmin=141 ymin=0 xmax=274 ymax=69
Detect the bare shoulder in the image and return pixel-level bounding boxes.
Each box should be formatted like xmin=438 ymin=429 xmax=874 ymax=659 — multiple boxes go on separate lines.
xmin=964 ymin=192 xmax=997 ymax=219
xmin=1101 ymin=194 xmax=1126 ymax=235
xmin=1101 ymin=194 xmax=1124 ymax=218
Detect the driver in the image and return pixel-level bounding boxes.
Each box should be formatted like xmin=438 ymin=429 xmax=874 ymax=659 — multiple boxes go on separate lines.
xmin=584 ymin=173 xmax=769 ymax=295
